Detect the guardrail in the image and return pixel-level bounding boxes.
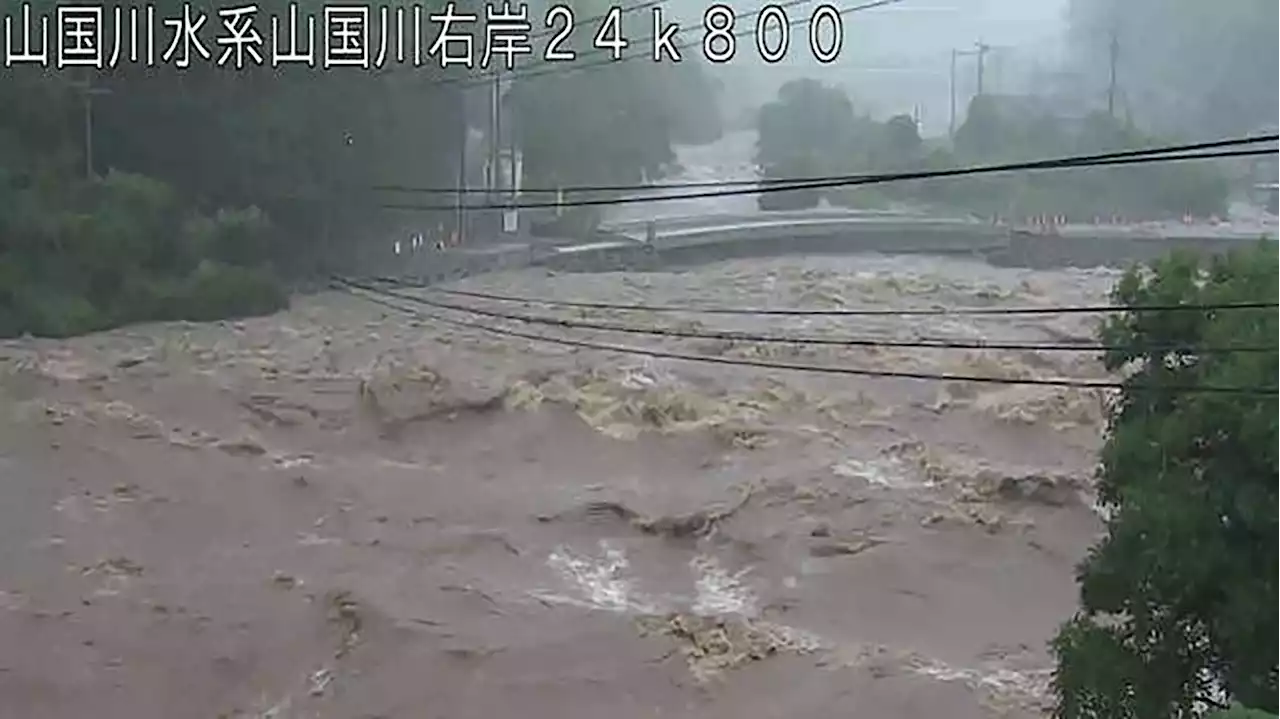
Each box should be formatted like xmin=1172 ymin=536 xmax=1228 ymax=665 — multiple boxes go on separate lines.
xmin=368 ymin=214 xmax=1271 ymax=286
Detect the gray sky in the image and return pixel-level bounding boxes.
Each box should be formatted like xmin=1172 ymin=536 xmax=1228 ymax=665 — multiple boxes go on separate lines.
xmin=688 ymin=0 xmax=1069 ymax=135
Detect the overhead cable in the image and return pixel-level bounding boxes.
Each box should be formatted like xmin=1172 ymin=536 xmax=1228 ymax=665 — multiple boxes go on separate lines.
xmin=347 ymin=278 xmax=1278 ymax=355
xmin=376 ymin=143 xmax=1278 ymax=212
xmin=371 ymin=133 xmax=1279 ymax=196
xmin=333 ymin=281 xmax=1279 ymax=396
xmin=372 ymin=276 xmax=1280 ymax=318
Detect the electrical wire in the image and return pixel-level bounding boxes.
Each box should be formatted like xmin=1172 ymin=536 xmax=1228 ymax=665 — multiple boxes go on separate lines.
xmin=372 ymin=132 xmax=1278 ymax=195
xmin=343 ymin=277 xmax=1278 ymax=355
xmin=333 ymin=280 xmax=1279 ymax=396
xmin=371 ymin=277 xmax=1280 ymax=317
xmin=376 ymin=144 xmax=1278 ymax=212
xmin=387 ymin=146 xmax=1274 ymax=210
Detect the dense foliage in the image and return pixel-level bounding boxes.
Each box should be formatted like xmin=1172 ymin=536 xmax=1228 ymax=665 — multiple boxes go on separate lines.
xmin=0 ymin=170 xmax=285 ymax=336
xmin=753 ymin=81 xmax=1234 ymax=218
xmin=1209 ymin=708 xmax=1279 ymax=719
xmin=1 ymin=0 xmax=473 ymax=337
xmin=510 ymin=0 xmax=722 ymax=230
xmin=1051 ymin=243 xmax=1278 ymax=719
xmin=753 ymin=79 xmax=855 ymax=210
xmin=2 ymin=0 xmax=712 ymax=337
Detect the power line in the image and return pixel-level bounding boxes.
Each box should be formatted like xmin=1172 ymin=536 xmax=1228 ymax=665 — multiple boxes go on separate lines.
xmin=371 ymin=133 xmax=1277 ymax=195
xmin=1106 ymin=28 xmax=1120 ymax=118
xmin=375 ymin=144 xmax=1278 ymax=212
xmin=341 ymin=278 xmax=1277 ymax=355
xmin=371 ymin=277 xmax=1279 ymax=318
xmin=333 ymin=281 xmax=1279 ymax=397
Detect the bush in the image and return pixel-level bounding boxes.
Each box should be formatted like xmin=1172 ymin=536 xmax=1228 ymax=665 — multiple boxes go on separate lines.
xmin=0 ymin=171 xmax=288 ymax=338
xmin=1209 ymin=707 xmax=1278 ymax=719
xmin=1051 ymin=244 xmax=1278 ymax=718
xmin=184 ymin=206 xmax=274 ymax=268
xmin=110 ymin=262 xmax=287 ymax=325
xmin=169 ymin=261 xmax=288 ymax=322
xmin=0 ymin=287 xmax=106 ymax=339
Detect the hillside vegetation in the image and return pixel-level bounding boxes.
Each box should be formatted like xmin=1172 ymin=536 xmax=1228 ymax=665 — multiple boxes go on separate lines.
xmin=1 ymin=0 xmax=720 ymax=337
xmin=754 ymin=79 xmax=1235 ymax=219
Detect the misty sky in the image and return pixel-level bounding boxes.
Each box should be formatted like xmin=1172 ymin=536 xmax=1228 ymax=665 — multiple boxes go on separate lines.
xmin=687 ymin=0 xmax=1070 ymax=135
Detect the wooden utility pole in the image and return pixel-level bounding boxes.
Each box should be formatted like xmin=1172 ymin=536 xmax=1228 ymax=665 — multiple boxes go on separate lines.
xmin=456 ymin=118 xmax=467 ymax=246
xmin=973 ymin=40 xmax=991 ymax=96
xmin=949 ymin=48 xmax=958 ymax=139
xmin=1106 ymin=29 xmax=1120 ymax=117
xmin=950 ymin=45 xmax=982 ymax=139
xmin=488 ymin=69 xmax=508 ymax=208
xmin=503 ymin=70 xmax=519 ymax=235
xmin=72 ymin=72 xmax=111 ymax=179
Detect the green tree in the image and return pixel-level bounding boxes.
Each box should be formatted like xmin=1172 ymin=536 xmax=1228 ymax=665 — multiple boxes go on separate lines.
xmin=510 ymin=0 xmax=721 ymax=191
xmin=939 ymin=98 xmax=1232 ymax=220
xmin=0 ymin=0 xmax=467 ymax=336
xmin=878 ymin=114 xmax=923 ymax=168
xmin=753 ymin=78 xmax=857 ymax=210
xmin=953 ymin=95 xmax=1007 ymax=161
xmin=1051 ymin=243 xmax=1278 ymax=719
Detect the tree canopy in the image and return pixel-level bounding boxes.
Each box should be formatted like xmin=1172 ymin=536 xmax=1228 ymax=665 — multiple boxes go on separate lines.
xmin=753 ymin=78 xmax=870 ymax=210
xmin=509 ymin=0 xmax=722 ymax=190
xmin=1 ymin=0 xmax=472 ymax=336
xmin=751 ymin=78 xmax=1235 ymax=219
xmin=3 ymin=0 xmax=716 ymax=336
xmin=504 ymin=0 xmax=722 ymax=233
xmin=1051 ymin=242 xmax=1278 ymax=719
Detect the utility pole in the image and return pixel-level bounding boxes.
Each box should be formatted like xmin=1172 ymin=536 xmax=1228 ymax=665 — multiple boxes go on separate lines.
xmin=1106 ymin=29 xmax=1119 ymax=118
xmin=72 ymin=72 xmax=111 ymax=179
xmin=489 ymin=70 xmax=501 ymax=202
xmin=949 ymin=48 xmax=957 ymax=139
xmin=973 ymin=40 xmax=991 ymax=97
xmin=505 ymin=74 xmax=519 ymax=236
xmin=950 ymin=45 xmax=981 ymax=139
xmin=456 ymin=114 xmax=467 ymax=246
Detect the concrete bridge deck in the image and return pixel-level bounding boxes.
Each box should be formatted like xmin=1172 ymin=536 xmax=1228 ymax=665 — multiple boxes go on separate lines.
xmin=376 ymin=212 xmax=1273 ymax=284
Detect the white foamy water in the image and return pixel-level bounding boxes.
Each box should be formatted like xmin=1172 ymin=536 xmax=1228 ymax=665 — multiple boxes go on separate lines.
xmin=540 ymin=544 xmax=762 ymax=618
xmin=690 ymin=555 xmax=758 ymax=616
xmin=540 ymin=541 xmax=658 ymax=613
xmin=604 ymin=131 xmax=763 ymax=225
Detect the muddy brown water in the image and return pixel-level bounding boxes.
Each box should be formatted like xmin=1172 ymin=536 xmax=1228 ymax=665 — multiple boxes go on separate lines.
xmin=0 ymin=254 xmax=1115 ymax=718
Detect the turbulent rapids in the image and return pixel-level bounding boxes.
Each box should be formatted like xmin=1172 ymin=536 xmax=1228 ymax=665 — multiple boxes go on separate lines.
xmin=0 ymin=252 xmax=1115 ymax=718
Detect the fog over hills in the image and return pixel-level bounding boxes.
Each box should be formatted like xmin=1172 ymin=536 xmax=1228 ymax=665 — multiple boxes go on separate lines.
xmin=684 ymin=0 xmax=1068 ymax=136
